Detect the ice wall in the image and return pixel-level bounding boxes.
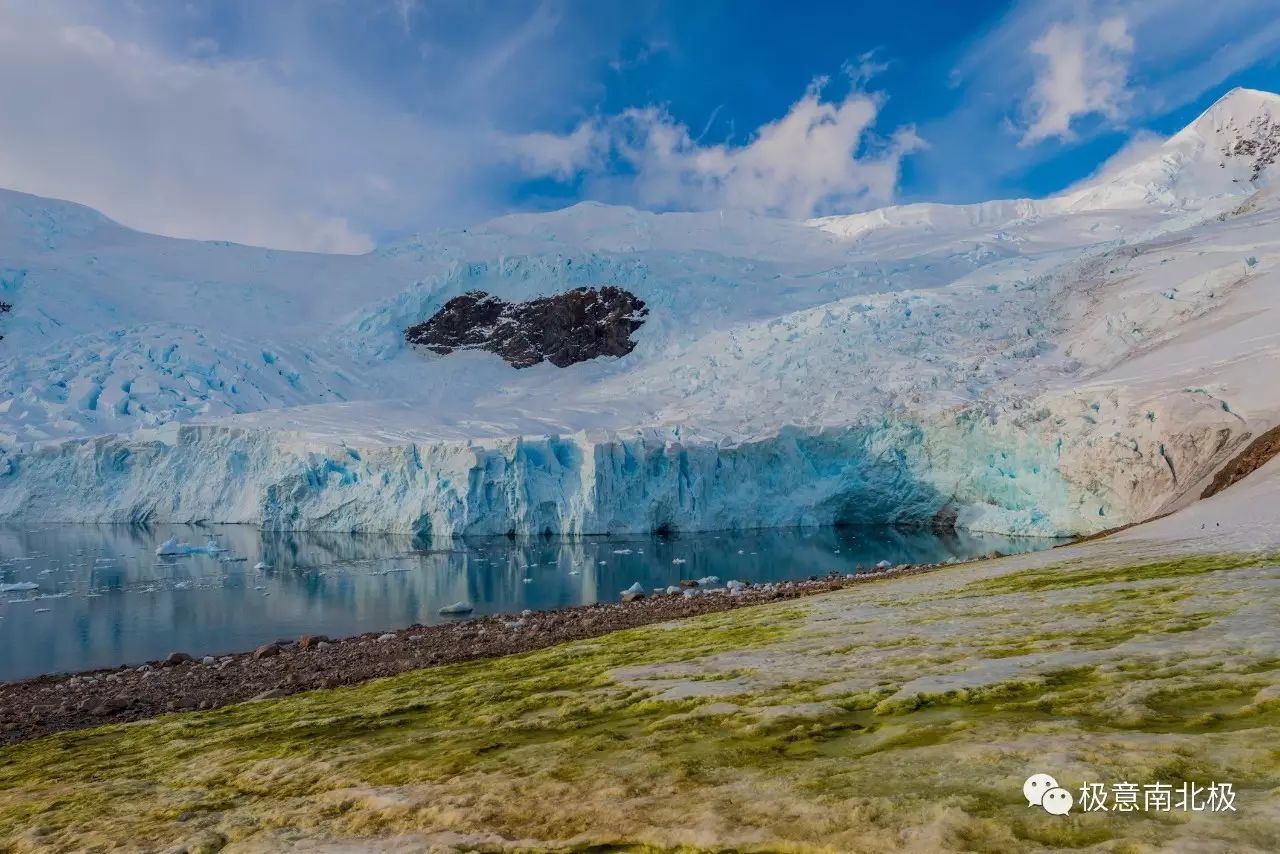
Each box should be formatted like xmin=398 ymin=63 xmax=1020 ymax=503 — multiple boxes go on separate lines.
xmin=0 ymin=388 xmax=1246 ymax=538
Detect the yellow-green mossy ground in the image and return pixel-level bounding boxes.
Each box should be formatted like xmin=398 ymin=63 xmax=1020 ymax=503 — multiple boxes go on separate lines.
xmin=3 ymin=542 xmax=1279 ymax=852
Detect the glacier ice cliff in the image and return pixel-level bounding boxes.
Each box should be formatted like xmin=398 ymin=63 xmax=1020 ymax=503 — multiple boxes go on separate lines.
xmin=2 ymin=88 xmax=1280 ymax=537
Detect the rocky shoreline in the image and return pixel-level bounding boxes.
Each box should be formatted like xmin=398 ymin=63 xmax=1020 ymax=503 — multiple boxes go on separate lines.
xmin=0 ymin=559 xmax=982 ymax=745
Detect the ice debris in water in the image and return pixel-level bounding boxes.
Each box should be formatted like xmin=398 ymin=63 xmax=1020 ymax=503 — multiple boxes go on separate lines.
xmin=0 ymin=582 xmax=38 ymax=592
xmin=672 ymin=558 xmax=687 ymax=565
xmin=253 ymin=561 xmax=271 ymax=570
xmin=875 ymin=560 xmax=892 ymax=569
xmin=155 ymin=536 xmax=222 ymax=556
xmin=438 ymin=601 xmax=474 ymax=615
xmin=621 ymin=582 xmax=645 ymax=596
xmin=697 ymin=576 xmax=719 ymax=586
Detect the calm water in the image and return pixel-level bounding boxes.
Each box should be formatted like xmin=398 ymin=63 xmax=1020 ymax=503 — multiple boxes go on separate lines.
xmin=0 ymin=523 xmax=1064 ymax=681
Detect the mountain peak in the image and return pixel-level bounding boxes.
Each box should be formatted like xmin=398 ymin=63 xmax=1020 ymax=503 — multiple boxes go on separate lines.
xmin=1181 ymin=87 xmax=1280 ymax=182
xmin=1199 ymin=86 xmax=1280 ymax=119
xmin=1063 ymin=87 xmax=1280 ymax=212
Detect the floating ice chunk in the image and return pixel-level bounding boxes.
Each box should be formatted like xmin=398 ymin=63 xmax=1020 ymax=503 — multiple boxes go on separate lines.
xmin=155 ymin=537 xmax=184 ymax=556
xmin=0 ymin=582 xmax=38 ymax=592
xmin=156 ymin=537 xmax=222 ymax=556
xmin=665 ymin=585 xmax=682 ymax=595
xmin=875 ymin=560 xmax=892 ymax=569
xmin=672 ymin=558 xmax=687 ymax=565
xmin=726 ymin=579 xmax=746 ymax=591
xmin=612 ymin=549 xmax=633 ymax=555
xmin=621 ymin=582 xmax=645 ymax=596
xmin=253 ymin=561 xmax=271 ymax=570
xmin=696 ymin=576 xmax=719 ymax=586
xmin=438 ymin=601 xmax=474 ymax=615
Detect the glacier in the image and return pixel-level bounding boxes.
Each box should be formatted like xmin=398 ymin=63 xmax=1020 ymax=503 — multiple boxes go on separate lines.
xmin=1 ymin=88 xmax=1279 ymax=538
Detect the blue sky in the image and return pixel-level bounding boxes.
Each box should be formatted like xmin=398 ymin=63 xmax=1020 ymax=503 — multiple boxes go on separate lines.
xmin=1 ymin=0 xmax=1278 ymax=252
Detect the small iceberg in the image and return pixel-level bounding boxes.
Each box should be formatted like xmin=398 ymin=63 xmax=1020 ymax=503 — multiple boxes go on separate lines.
xmin=438 ymin=601 xmax=474 ymax=615
xmin=0 ymin=581 xmax=38 ymax=592
xmin=696 ymin=576 xmax=720 ymax=586
xmin=156 ymin=537 xmax=222 ymax=556
xmin=155 ymin=537 xmax=190 ymax=556
xmin=621 ymin=582 xmax=645 ymax=596
xmin=253 ymin=561 xmax=271 ymax=571
xmin=875 ymin=560 xmax=892 ymax=569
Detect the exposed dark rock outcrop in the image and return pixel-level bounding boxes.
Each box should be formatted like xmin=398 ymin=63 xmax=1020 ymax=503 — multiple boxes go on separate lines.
xmin=1218 ymin=113 xmax=1280 ymax=181
xmin=1200 ymin=423 xmax=1280 ymax=499
xmin=0 ymin=300 xmax=9 ymax=341
xmin=404 ymin=286 xmax=647 ymax=369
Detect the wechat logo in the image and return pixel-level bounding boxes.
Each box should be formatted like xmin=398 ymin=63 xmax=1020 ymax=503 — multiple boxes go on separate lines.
xmin=1025 ymin=773 xmax=1073 ymax=815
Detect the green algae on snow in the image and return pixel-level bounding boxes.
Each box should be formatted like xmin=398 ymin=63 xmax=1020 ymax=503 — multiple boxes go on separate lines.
xmin=958 ymin=551 xmax=1275 ymax=595
xmin=3 ymin=551 xmax=1280 ymax=852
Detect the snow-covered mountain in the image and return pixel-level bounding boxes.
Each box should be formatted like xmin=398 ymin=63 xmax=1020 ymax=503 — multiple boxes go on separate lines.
xmin=1 ymin=88 xmax=1278 ymax=537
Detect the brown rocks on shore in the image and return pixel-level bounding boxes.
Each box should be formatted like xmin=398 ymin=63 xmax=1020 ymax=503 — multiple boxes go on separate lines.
xmin=0 ymin=557 xmax=976 ymax=746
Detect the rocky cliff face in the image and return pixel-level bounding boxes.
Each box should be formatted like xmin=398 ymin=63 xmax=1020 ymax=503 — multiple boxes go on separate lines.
xmin=404 ymin=286 xmax=648 ymax=368
xmin=1218 ymin=111 xmax=1279 ymax=181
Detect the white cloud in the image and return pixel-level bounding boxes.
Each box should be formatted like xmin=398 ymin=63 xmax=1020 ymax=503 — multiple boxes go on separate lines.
xmin=0 ymin=2 xmax=570 ymax=253
xmin=0 ymin=2 xmax=921 ymax=251
xmin=517 ymin=80 xmax=924 ymax=219
xmin=1063 ymin=129 xmax=1165 ymax=191
xmin=1019 ymin=15 xmax=1134 ymax=145
xmin=0 ymin=8 xmax=391 ymax=252
xmin=502 ymin=123 xmax=606 ymax=181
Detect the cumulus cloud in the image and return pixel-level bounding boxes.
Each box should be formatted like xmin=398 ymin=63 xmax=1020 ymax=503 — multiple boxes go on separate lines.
xmin=0 ymin=2 xmax=921 ymax=251
xmin=516 ymin=79 xmax=924 ymax=219
xmin=502 ymin=123 xmax=607 ymax=181
xmin=1019 ymin=15 xmax=1134 ymax=145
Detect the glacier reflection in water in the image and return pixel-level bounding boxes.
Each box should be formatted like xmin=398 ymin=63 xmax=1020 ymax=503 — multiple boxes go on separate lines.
xmin=0 ymin=523 xmax=1064 ymax=681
